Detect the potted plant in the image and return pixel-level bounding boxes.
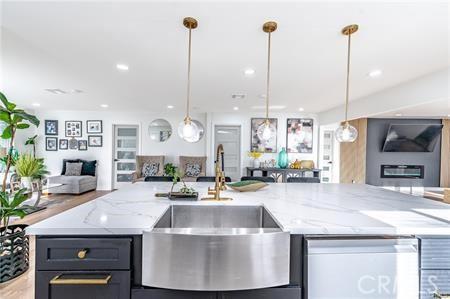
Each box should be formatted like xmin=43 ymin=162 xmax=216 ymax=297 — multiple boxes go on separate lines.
xmin=248 ymin=151 xmax=263 ymax=168
xmin=25 ymin=135 xmax=38 ymax=157
xmin=0 ymin=92 xmax=39 ymax=282
xmin=15 ymin=154 xmax=41 ymax=190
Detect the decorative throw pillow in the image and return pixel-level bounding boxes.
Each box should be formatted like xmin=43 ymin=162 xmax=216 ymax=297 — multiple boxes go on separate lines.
xmin=65 ymin=162 xmax=83 ymax=176
xmin=185 ymin=163 xmax=201 ymax=177
xmin=227 ymin=180 xmax=268 ymax=192
xmin=61 ymin=159 xmax=81 ymax=175
xmin=80 ymin=160 xmax=97 ymax=176
xmin=142 ymin=162 xmax=159 ymax=177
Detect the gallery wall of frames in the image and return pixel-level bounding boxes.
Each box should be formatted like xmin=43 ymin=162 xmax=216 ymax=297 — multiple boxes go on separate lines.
xmin=44 ymin=119 xmax=103 ymax=151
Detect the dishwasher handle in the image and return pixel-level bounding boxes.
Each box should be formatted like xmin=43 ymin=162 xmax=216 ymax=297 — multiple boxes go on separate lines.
xmin=307 ymin=238 xmax=418 ymax=255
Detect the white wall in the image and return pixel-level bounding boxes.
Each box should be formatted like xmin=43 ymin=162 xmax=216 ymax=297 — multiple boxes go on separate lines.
xmin=206 ymin=112 xmax=319 ymax=178
xmin=32 ymin=110 xmax=207 ymax=190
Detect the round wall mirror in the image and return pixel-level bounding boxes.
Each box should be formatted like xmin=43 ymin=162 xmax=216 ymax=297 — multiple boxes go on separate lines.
xmin=183 ymin=119 xmax=204 ymax=143
xmin=149 ymin=119 xmax=172 ymax=142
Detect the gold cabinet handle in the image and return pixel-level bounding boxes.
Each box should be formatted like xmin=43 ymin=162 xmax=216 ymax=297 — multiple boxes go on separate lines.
xmin=77 ymin=249 xmax=88 ymax=259
xmin=50 ymin=274 xmax=111 ymax=285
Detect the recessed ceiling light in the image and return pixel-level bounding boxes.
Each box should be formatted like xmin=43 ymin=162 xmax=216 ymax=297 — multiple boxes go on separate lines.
xmin=167 ymin=105 xmax=174 ymax=109
xmin=100 ymin=104 xmax=109 ymax=108
xmin=395 ymin=113 xmax=402 ymax=117
xmin=32 ymin=103 xmax=40 ymax=107
xmin=368 ymin=69 xmax=383 ymax=78
xmin=233 ymin=106 xmax=239 ymax=111
xmin=244 ymin=68 xmax=255 ymax=77
xmin=298 ymin=107 xmax=305 ymax=112
xmin=116 ymin=64 xmax=129 ymax=71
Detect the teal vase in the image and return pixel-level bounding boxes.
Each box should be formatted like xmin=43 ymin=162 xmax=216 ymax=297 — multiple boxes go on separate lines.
xmin=277 ymin=147 xmax=288 ymax=169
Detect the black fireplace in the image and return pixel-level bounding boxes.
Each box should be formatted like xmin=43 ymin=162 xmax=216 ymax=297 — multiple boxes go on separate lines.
xmin=380 ymin=165 xmax=424 ymax=179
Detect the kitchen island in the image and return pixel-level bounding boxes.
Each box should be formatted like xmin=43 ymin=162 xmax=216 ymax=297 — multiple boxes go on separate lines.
xmin=28 ymin=182 xmax=450 ymax=299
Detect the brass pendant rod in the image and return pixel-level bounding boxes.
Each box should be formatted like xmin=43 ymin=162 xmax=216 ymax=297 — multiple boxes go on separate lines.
xmin=265 ymin=31 xmax=272 ymax=121
xmin=186 ymin=27 xmax=192 ymax=121
xmin=344 ymin=31 xmax=352 ymax=124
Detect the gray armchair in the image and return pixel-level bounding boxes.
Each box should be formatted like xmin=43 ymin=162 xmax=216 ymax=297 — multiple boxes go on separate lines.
xmin=132 ymin=155 xmax=165 ymax=183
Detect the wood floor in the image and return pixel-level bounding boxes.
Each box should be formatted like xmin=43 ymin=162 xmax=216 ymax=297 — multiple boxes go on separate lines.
xmin=0 ymin=190 xmax=110 ymax=299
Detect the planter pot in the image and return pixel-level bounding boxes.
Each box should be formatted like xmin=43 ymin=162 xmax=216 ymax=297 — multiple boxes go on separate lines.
xmin=253 ymin=158 xmax=261 ymax=168
xmin=21 ymin=177 xmax=33 ymax=190
xmin=0 ymin=224 xmax=29 ymax=283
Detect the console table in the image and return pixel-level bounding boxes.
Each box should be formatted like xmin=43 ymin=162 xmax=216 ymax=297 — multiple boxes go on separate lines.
xmin=246 ymin=167 xmax=321 ymax=183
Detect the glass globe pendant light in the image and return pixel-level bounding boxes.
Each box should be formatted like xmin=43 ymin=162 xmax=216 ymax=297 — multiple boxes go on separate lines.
xmin=335 ymin=24 xmax=359 ymax=143
xmin=178 ymin=17 xmax=200 ymax=142
xmin=257 ymin=21 xmax=277 ymax=142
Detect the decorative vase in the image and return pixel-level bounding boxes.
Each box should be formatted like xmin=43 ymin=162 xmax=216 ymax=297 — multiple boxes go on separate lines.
xmin=0 ymin=224 xmax=30 ymax=282
xmin=253 ymin=158 xmax=261 ymax=168
xmin=21 ymin=177 xmax=33 ymax=190
xmin=277 ymin=147 xmax=288 ymax=169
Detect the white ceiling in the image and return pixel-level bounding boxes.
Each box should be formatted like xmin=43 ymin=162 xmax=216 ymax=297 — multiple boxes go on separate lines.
xmin=1 ymin=1 xmax=449 ymax=113
xmin=375 ymin=98 xmax=449 ymax=118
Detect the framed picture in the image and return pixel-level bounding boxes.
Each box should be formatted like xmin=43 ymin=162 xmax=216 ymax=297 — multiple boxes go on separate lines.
xmin=46 ymin=137 xmax=58 ymax=151
xmin=69 ymin=138 xmax=78 ymax=150
xmin=65 ymin=121 xmax=82 ymax=137
xmin=59 ymin=138 xmax=68 ymax=150
xmin=250 ymin=118 xmax=277 ymax=153
xmin=45 ymin=120 xmax=58 ymax=135
xmin=88 ymin=135 xmax=103 ymax=147
xmin=87 ymin=120 xmax=102 ymax=134
xmin=78 ymin=140 xmax=87 ymax=151
xmin=287 ymin=118 xmax=313 ymax=153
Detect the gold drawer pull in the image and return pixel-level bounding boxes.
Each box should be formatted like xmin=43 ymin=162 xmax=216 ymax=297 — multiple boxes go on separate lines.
xmin=50 ymin=274 xmax=111 ymax=285
xmin=77 ymin=249 xmax=88 ymax=259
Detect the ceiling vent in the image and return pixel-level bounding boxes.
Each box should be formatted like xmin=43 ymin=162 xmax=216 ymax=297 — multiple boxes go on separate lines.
xmin=45 ymin=89 xmax=83 ymax=95
xmin=231 ymin=93 xmax=246 ymax=99
xmin=45 ymin=88 xmax=67 ymax=94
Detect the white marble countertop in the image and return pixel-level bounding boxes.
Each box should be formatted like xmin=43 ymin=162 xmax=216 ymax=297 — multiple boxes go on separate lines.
xmin=27 ymin=182 xmax=450 ymax=235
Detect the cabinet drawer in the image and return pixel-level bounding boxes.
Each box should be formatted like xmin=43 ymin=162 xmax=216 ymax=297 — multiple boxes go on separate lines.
xmin=220 ymin=287 xmax=301 ymax=299
xmin=132 ymin=288 xmax=217 ymax=299
xmin=421 ymin=270 xmax=450 ymax=299
xmin=36 ymin=270 xmax=130 ymax=299
xmin=36 ymin=238 xmax=131 ymax=270
xmin=421 ymin=239 xmax=450 ymax=269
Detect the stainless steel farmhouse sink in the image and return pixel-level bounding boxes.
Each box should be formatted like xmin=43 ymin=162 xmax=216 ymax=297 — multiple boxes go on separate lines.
xmin=142 ymin=205 xmax=290 ymax=291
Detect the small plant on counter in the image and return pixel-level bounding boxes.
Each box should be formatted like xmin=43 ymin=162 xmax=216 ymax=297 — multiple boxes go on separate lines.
xmin=164 ymin=163 xmax=177 ymax=177
xmin=170 ymin=170 xmax=196 ymax=195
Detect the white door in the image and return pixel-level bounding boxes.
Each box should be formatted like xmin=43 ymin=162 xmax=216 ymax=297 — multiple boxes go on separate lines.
xmin=214 ymin=125 xmax=241 ymax=181
xmin=319 ymin=130 xmax=334 ymax=183
xmin=113 ymin=125 xmax=139 ymax=189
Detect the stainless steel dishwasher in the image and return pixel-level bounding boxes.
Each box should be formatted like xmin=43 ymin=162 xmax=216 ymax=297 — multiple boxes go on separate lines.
xmin=306 ymin=236 xmax=419 ymax=299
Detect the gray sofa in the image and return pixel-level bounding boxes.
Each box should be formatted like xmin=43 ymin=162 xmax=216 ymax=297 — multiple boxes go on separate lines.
xmin=48 ymin=159 xmax=97 ymax=194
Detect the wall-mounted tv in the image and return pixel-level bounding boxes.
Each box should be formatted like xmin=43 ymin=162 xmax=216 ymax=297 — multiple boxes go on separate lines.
xmin=382 ymin=124 xmax=443 ymax=152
